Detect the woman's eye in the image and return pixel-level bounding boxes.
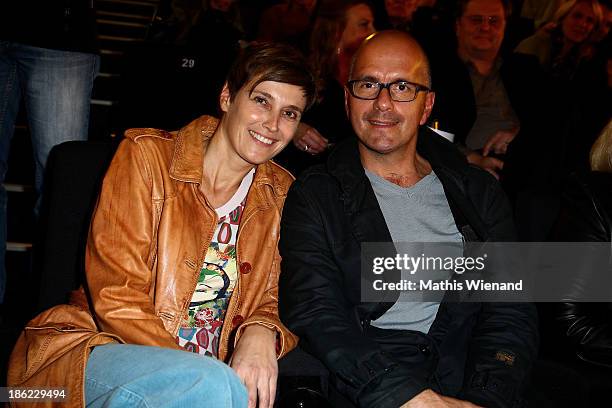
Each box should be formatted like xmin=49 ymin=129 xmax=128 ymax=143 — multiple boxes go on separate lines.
xmin=254 ymin=96 xmax=268 ymax=105
xmin=283 ymin=110 xmax=298 ymax=120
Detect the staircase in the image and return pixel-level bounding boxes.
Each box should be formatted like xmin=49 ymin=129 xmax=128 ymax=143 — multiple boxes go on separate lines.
xmin=1 ymin=0 xmax=160 ymax=384
xmin=5 ymin=0 xmax=159 ymax=251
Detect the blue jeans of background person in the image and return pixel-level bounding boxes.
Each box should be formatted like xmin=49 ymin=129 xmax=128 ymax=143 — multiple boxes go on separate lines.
xmin=0 ymin=41 xmax=99 ymax=304
xmin=86 ymin=344 xmax=248 ymax=407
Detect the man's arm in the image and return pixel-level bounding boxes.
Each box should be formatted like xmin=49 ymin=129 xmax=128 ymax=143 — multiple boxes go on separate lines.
xmin=460 ymin=174 xmax=539 ymax=407
xmin=278 ymin=179 xmax=430 ymax=408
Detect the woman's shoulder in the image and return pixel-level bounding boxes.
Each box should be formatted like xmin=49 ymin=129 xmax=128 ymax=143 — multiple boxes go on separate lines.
xmin=123 ymin=127 xmax=174 ymax=142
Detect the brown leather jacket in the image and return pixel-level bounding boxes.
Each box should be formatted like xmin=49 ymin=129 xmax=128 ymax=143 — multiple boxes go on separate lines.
xmin=7 ymin=115 xmax=298 ymax=407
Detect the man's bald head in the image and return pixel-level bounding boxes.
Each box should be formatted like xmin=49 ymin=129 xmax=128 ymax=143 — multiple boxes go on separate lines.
xmin=344 ymin=29 xmax=436 ymax=162
xmin=349 ymin=30 xmax=431 ymax=87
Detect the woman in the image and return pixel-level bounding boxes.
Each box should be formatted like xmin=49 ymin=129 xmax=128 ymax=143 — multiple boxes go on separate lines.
xmin=8 ymin=42 xmax=316 ymax=408
xmin=515 ymin=0 xmax=603 ymax=81
xmin=281 ymin=0 xmax=375 ymax=175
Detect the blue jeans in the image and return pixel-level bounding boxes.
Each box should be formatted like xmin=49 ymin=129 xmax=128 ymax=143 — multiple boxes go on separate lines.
xmin=0 ymin=41 xmax=99 ymax=304
xmin=86 ymin=344 xmax=248 ymax=407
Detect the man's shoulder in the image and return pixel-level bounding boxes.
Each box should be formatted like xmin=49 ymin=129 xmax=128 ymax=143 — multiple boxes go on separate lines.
xmin=293 ymin=164 xmax=340 ymax=191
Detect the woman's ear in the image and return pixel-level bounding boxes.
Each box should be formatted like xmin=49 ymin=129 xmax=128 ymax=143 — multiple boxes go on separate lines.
xmin=219 ymin=82 xmax=231 ymax=113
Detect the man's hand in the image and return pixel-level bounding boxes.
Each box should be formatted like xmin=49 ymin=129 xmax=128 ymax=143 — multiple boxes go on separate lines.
xmin=293 ymin=122 xmax=329 ymax=154
xmin=401 ymin=389 xmax=483 ymax=408
xmin=467 ymin=151 xmax=504 ymax=180
xmin=230 ymin=324 xmax=278 ymax=408
xmin=482 ymin=128 xmax=519 ymax=156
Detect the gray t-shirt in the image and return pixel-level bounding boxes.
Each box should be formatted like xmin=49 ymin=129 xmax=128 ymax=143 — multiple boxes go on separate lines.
xmin=365 ymin=169 xmax=463 ymax=333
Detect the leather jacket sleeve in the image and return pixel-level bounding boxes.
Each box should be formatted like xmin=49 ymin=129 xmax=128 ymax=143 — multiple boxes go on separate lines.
xmin=85 ymin=138 xmax=181 ymax=350
xmin=279 ymin=180 xmax=429 ymax=408
xmin=551 ymin=173 xmax=612 ymax=367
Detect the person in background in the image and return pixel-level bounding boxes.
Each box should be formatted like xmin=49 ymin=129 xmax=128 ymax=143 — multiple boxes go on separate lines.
xmin=257 ymin=0 xmax=319 ymax=52
xmin=520 ymin=0 xmax=571 ymax=30
xmin=0 ymin=1 xmax=100 ymax=310
xmin=8 ymin=42 xmax=316 ymax=408
xmin=279 ymin=0 xmax=375 ymax=175
xmin=119 ymin=0 xmax=245 ymax=132
xmin=515 ymin=0 xmax=603 ymax=81
xmin=593 ymin=0 xmax=612 ymax=42
xmin=428 ymin=0 xmax=544 ymax=181
xmin=381 ymin=0 xmax=421 ymax=30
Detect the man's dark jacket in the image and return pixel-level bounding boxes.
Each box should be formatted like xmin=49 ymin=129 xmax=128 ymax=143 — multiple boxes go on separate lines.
xmin=278 ymin=129 xmax=538 ymax=408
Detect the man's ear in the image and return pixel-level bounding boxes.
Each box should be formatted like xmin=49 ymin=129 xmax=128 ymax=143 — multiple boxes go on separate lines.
xmin=419 ymin=91 xmax=435 ymax=125
xmin=219 ymin=82 xmax=231 ymax=113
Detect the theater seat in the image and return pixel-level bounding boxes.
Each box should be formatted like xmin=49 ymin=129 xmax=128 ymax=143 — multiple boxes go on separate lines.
xmin=34 ymin=139 xmax=119 ymax=313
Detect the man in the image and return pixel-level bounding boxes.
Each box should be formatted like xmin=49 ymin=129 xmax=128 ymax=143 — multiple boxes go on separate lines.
xmin=279 ymin=31 xmax=537 ymax=408
xmin=428 ymin=0 xmax=545 ymax=181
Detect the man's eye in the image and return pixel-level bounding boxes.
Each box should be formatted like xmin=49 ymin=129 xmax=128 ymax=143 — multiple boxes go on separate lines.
xmin=360 ymin=81 xmax=377 ymax=89
xmin=393 ymin=82 xmax=414 ymax=93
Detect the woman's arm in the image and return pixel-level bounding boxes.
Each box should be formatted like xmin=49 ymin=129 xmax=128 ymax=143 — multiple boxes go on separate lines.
xmin=85 ymin=138 xmax=180 ymax=350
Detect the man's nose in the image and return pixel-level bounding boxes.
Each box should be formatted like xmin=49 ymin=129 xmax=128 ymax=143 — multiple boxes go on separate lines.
xmin=374 ymin=87 xmax=393 ymax=111
xmin=479 ymin=20 xmax=492 ymax=30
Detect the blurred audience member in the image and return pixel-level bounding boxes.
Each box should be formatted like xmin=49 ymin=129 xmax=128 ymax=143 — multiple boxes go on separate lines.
xmin=428 ymin=0 xmax=544 ymax=181
xmin=521 ymin=0 xmax=571 ymax=29
xmin=515 ymin=0 xmax=603 ymax=81
xmin=117 ymin=0 xmax=244 ymax=131
xmin=376 ymin=0 xmax=457 ymax=56
xmin=257 ymin=0 xmax=318 ymax=52
xmin=428 ymin=0 xmax=561 ymax=241
xmin=0 ymin=1 xmax=99 ymax=306
xmin=279 ymin=0 xmax=375 ymax=175
xmin=381 ymin=0 xmax=420 ymax=30
xmin=593 ymin=0 xmax=612 ymax=42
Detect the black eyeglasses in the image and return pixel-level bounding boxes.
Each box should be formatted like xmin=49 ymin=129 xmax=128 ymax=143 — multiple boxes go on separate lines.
xmin=347 ymin=79 xmax=431 ymax=102
xmin=463 ymin=15 xmax=503 ymax=29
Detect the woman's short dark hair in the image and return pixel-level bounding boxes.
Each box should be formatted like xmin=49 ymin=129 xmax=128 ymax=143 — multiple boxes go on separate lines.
xmin=225 ymin=42 xmax=317 ymax=111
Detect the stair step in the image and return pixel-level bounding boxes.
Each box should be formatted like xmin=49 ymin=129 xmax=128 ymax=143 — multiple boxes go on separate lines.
xmin=96 ymin=0 xmax=158 ymax=21
xmin=97 ymin=18 xmax=148 ymax=28
xmin=96 ymin=10 xmax=153 ymax=22
xmin=3 ymin=183 xmax=34 ymax=193
xmin=6 ymin=242 xmax=32 ymax=252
